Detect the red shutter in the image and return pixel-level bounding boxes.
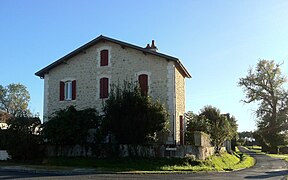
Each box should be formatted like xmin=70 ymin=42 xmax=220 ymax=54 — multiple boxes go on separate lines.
xmin=72 ymin=80 xmax=76 ymax=100
xmin=60 ymin=81 xmax=65 ymax=101
xmin=100 ymin=50 xmax=108 ymax=66
xmin=100 ymin=78 xmax=108 ymax=98
xmin=138 ymin=74 xmax=148 ymax=96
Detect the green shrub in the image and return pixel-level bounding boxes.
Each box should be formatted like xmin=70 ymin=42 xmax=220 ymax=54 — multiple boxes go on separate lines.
xmin=43 ymin=106 xmax=101 ymax=154
xmin=3 ymin=116 xmax=44 ymax=161
xmin=102 ymin=82 xmax=169 ymax=145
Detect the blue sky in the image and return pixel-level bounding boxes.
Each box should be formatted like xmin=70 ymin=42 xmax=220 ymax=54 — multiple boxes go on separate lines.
xmin=1 ymin=0 xmax=288 ymax=132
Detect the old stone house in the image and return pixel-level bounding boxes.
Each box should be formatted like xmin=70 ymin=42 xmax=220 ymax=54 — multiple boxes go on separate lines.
xmin=35 ymin=35 xmax=191 ymax=145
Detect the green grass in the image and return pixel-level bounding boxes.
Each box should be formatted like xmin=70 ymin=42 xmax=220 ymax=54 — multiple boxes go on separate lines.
xmin=44 ymin=157 xmax=209 ymax=172
xmin=41 ymin=151 xmax=254 ymax=172
xmin=244 ymin=145 xmax=288 ymax=162
xmin=245 ymin=145 xmax=262 ymax=153
xmin=267 ymin=154 xmax=288 ymax=162
xmin=208 ymin=151 xmax=255 ymax=171
xmin=0 ymin=148 xmax=255 ymax=173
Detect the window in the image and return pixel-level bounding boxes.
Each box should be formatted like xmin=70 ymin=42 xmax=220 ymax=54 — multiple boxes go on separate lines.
xmin=100 ymin=77 xmax=109 ymax=98
xmin=65 ymin=81 xmax=72 ymax=100
xmin=60 ymin=80 xmax=76 ymax=101
xmin=100 ymin=49 xmax=108 ymax=66
xmin=138 ymin=74 xmax=148 ymax=96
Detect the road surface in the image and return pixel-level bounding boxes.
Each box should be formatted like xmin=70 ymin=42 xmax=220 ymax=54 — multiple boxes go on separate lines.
xmin=0 ymin=147 xmax=287 ymax=179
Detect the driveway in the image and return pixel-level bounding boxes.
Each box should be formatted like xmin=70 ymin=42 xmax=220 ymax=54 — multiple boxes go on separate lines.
xmin=0 ymin=147 xmax=287 ymax=180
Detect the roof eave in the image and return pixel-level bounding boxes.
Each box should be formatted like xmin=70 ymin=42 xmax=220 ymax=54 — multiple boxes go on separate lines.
xmin=35 ymin=35 xmax=191 ymax=79
xmin=177 ymin=60 xmax=192 ymax=78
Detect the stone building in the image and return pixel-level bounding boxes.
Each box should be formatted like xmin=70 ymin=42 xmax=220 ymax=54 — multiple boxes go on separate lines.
xmin=35 ymin=35 xmax=191 ymax=145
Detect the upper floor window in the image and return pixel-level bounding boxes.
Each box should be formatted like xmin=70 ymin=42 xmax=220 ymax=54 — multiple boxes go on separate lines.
xmin=100 ymin=49 xmax=109 ymax=66
xmin=100 ymin=77 xmax=109 ymax=98
xmin=138 ymin=74 xmax=148 ymax=96
xmin=60 ymin=80 xmax=76 ymax=101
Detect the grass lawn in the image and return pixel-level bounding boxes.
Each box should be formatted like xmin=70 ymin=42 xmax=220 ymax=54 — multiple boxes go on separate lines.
xmin=244 ymin=145 xmax=288 ymax=162
xmin=38 ymin=150 xmax=254 ymax=172
xmin=245 ymin=145 xmax=262 ymax=153
xmin=267 ymin=154 xmax=288 ymax=162
xmin=0 ymin=148 xmax=255 ymax=173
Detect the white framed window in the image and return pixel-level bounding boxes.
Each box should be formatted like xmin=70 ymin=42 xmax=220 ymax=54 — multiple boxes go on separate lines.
xmin=60 ymin=79 xmax=76 ymax=101
xmin=65 ymin=81 xmax=72 ymax=100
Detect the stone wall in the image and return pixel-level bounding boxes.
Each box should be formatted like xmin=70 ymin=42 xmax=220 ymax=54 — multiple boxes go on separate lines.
xmin=43 ymin=41 xmax=186 ymax=144
xmin=46 ymin=132 xmax=215 ymax=160
xmin=46 ymin=145 xmax=92 ymax=157
xmin=45 ymin=41 xmax=170 ymax=115
xmin=174 ymin=66 xmax=186 ymax=144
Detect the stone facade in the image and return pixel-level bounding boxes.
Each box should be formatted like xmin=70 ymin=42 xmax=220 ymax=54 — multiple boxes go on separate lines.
xmin=36 ymin=36 xmax=191 ymax=145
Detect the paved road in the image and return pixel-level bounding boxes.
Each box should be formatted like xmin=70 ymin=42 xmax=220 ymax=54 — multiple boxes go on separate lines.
xmin=0 ymin=147 xmax=287 ymax=180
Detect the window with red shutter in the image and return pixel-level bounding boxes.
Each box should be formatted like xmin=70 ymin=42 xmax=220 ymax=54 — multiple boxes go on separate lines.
xmin=100 ymin=77 xmax=109 ymax=98
xmin=72 ymin=80 xmax=76 ymax=100
xmin=60 ymin=81 xmax=65 ymax=101
xmin=138 ymin=74 xmax=148 ymax=96
xmin=100 ymin=50 xmax=108 ymax=66
xmin=60 ymin=80 xmax=76 ymax=101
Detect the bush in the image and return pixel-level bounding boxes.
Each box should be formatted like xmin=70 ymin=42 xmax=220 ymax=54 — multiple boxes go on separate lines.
xmin=3 ymin=116 xmax=44 ymax=161
xmin=102 ymin=82 xmax=169 ymax=145
xmin=42 ymin=106 xmax=101 ymax=156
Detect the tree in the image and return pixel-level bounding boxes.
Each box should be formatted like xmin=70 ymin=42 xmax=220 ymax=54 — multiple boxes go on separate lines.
xmin=185 ymin=111 xmax=211 ymax=145
xmin=225 ymin=113 xmax=238 ymax=139
xmin=102 ymin=82 xmax=169 ymax=145
xmin=0 ymin=83 xmax=31 ymax=117
xmin=199 ymin=106 xmax=234 ymax=153
xmin=239 ymin=60 xmax=288 ymax=152
xmin=186 ymin=106 xmax=237 ymax=153
xmin=2 ymin=115 xmax=43 ymax=160
xmin=186 ymin=111 xmax=210 ymax=133
xmin=42 ymin=106 xmax=101 ymax=152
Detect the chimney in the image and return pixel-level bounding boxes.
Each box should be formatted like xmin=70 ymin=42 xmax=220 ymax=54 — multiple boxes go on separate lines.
xmin=144 ymin=40 xmax=158 ymax=52
xmin=145 ymin=43 xmax=151 ymax=49
xmin=150 ymin=40 xmax=158 ymax=52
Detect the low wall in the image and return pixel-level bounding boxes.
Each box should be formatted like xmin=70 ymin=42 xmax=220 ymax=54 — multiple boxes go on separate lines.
xmin=46 ymin=145 xmax=92 ymax=157
xmin=46 ymin=131 xmax=216 ymax=160
xmin=169 ymin=131 xmax=214 ymax=160
xmin=172 ymin=145 xmax=214 ymax=160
